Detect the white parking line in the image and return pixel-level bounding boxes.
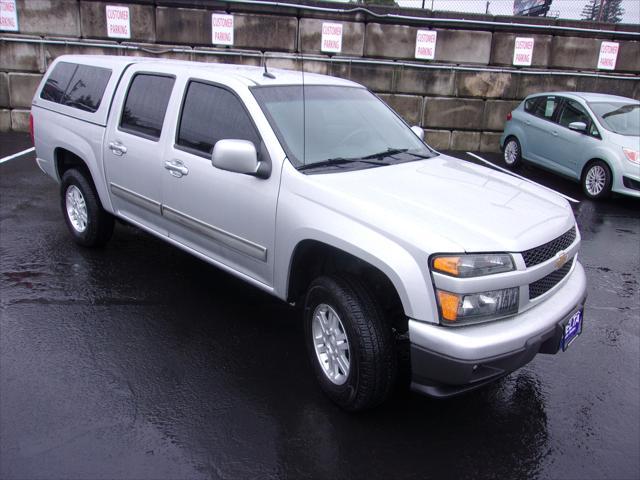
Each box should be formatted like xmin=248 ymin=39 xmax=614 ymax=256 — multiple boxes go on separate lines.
xmin=466 ymin=152 xmax=580 ymax=204
xmin=0 ymin=147 xmax=35 ymax=165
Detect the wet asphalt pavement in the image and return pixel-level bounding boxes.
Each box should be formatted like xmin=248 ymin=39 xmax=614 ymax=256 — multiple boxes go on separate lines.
xmin=1 ymin=132 xmax=638 ymax=480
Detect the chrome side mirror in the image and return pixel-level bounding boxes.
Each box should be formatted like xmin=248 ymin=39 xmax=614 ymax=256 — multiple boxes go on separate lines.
xmin=212 ymin=139 xmax=270 ymax=179
xmin=411 ymin=125 xmax=425 ymax=141
xmin=568 ymin=121 xmax=587 ymax=132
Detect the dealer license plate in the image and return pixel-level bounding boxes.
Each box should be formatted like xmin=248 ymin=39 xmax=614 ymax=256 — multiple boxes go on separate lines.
xmin=561 ymin=309 xmax=583 ymax=351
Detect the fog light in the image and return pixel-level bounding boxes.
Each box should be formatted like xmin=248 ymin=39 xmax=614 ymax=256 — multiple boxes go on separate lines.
xmin=436 ymin=287 xmax=519 ymax=325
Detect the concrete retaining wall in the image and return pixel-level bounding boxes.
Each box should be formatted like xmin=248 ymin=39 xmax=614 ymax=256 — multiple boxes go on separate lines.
xmin=1 ymin=0 xmax=638 ymax=152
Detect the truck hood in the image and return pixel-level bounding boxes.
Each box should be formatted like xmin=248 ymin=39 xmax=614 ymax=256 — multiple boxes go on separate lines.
xmin=298 ymin=154 xmax=575 ymax=253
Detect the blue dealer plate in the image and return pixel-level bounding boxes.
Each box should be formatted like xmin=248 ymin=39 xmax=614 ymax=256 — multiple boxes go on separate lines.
xmin=561 ymin=309 xmax=583 ymax=351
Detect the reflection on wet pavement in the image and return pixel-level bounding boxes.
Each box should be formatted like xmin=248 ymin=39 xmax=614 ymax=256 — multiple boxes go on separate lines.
xmin=1 ymin=135 xmax=639 ymax=479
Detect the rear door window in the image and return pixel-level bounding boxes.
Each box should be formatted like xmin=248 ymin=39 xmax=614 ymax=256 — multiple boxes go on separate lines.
xmin=176 ymin=81 xmax=260 ymax=156
xmin=120 ymin=74 xmax=176 ymax=140
xmin=527 ymin=96 xmax=559 ymax=121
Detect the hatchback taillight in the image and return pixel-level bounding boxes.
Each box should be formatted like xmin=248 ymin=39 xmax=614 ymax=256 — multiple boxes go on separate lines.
xmin=506 ymin=112 xmax=512 ymax=121
xmin=29 ymin=112 xmax=34 ymax=144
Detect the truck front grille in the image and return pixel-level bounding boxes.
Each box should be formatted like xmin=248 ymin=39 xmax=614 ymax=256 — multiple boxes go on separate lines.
xmin=522 ymin=227 xmax=576 ymax=268
xmin=529 ymin=258 xmax=574 ymax=299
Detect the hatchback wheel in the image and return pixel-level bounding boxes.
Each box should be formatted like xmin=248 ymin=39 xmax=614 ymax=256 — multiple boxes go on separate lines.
xmin=503 ymin=137 xmax=522 ymax=168
xmin=582 ymin=160 xmax=612 ymax=200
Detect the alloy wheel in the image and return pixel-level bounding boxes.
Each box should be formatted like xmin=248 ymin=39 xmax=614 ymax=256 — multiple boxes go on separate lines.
xmin=504 ymin=140 xmax=519 ymax=165
xmin=65 ymin=185 xmax=88 ymax=233
xmin=585 ymin=165 xmax=607 ymax=196
xmin=311 ymin=303 xmax=351 ymax=385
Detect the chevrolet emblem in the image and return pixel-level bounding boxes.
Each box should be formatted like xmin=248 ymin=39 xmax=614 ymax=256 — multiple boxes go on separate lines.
xmin=555 ymin=251 xmax=568 ymax=269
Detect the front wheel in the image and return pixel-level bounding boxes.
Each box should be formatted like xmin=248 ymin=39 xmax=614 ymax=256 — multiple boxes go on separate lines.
xmin=60 ymin=169 xmax=114 ymax=247
xmin=503 ymin=137 xmax=522 ymax=168
xmin=582 ymin=160 xmax=612 ymax=200
xmin=304 ymin=275 xmax=396 ymax=411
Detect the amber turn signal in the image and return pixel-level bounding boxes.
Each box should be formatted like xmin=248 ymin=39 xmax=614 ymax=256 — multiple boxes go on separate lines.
xmin=437 ymin=290 xmax=460 ymax=322
xmin=432 ymin=256 xmax=460 ymax=277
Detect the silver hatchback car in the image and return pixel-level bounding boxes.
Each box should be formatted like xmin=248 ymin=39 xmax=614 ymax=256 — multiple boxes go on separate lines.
xmin=500 ymin=92 xmax=640 ymax=199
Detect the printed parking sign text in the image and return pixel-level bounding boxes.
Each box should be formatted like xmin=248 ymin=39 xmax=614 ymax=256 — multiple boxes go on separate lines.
xmin=106 ymin=5 xmax=130 ymax=39
xmin=0 ymin=0 xmax=18 ymax=32
xmin=212 ymin=14 xmax=234 ymax=46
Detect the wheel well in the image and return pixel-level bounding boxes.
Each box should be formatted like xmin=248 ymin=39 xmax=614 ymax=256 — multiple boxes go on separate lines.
xmin=287 ymin=240 xmax=407 ymax=333
xmin=504 ymin=135 xmax=519 ymax=146
xmin=55 ymin=148 xmax=92 ymax=183
xmin=581 ymin=158 xmax=611 ymax=179
xmin=502 ymin=135 xmax=518 ymax=151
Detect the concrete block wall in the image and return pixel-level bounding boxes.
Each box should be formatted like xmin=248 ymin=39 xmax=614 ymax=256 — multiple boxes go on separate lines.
xmin=81 ymin=2 xmax=155 ymax=42
xmin=1 ymin=0 xmax=638 ymax=152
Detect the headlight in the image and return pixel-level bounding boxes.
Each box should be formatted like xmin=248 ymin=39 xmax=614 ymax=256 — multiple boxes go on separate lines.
xmin=436 ymin=287 xmax=519 ymax=325
xmin=622 ymin=148 xmax=639 ymax=165
xmin=431 ymin=253 xmax=515 ymax=278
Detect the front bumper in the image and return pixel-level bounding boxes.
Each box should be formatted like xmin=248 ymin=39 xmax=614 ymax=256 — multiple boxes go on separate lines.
xmin=613 ymin=169 xmax=640 ymax=198
xmin=409 ymin=261 xmax=587 ymax=398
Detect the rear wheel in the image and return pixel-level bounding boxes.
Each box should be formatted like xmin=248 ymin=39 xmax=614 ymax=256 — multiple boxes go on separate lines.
xmin=503 ymin=137 xmax=522 ymax=168
xmin=582 ymin=160 xmax=612 ymax=200
xmin=304 ymin=275 xmax=396 ymax=411
xmin=60 ymin=169 xmax=114 ymax=247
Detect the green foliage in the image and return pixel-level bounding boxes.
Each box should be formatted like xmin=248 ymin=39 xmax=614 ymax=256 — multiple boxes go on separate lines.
xmin=581 ymin=0 xmax=625 ymax=23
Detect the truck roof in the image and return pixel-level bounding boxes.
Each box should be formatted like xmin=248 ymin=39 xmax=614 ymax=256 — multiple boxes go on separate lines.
xmin=56 ymin=55 xmax=360 ymax=88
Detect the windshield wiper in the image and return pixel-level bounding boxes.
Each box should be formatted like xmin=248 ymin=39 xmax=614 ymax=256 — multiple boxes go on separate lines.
xmin=361 ymin=148 xmax=434 ymax=160
xmin=603 ymin=104 xmax=639 ymax=118
xmin=298 ymin=157 xmax=389 ymax=171
xmin=362 ymin=148 xmax=408 ymax=159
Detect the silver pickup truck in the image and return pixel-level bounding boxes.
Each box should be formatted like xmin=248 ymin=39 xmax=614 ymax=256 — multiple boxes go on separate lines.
xmin=31 ymin=55 xmax=587 ymax=411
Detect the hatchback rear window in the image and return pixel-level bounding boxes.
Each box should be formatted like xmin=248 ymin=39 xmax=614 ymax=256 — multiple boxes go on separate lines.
xmin=41 ymin=62 xmax=112 ymax=113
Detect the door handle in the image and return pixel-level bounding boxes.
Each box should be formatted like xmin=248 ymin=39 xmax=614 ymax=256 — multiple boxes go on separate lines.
xmin=164 ymin=160 xmax=189 ymax=178
xmin=551 ymin=131 xmax=559 ymax=137
xmin=525 ymin=121 xmax=532 ymax=126
xmin=108 ymin=141 xmax=127 ymax=156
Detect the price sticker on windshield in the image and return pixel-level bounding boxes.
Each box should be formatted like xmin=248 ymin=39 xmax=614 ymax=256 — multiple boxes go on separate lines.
xmin=597 ymin=41 xmax=619 ymax=70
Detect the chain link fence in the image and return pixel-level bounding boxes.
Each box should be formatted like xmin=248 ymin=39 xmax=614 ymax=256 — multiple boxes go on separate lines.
xmin=358 ymin=0 xmax=639 ymax=25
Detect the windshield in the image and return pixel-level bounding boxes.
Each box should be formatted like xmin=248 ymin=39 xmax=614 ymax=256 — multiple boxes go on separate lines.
xmin=588 ymin=102 xmax=640 ymax=136
xmin=251 ymin=85 xmax=435 ymax=169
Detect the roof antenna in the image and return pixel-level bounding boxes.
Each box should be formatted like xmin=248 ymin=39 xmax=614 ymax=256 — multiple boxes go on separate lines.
xmin=263 ymin=56 xmax=275 ymax=79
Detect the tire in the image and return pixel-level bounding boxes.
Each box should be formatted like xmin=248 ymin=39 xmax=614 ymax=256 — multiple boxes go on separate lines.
xmin=581 ymin=160 xmax=612 ymax=200
xmin=503 ymin=136 xmax=522 ymax=169
xmin=60 ymin=169 xmax=114 ymax=247
xmin=304 ymin=275 xmax=396 ymax=411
